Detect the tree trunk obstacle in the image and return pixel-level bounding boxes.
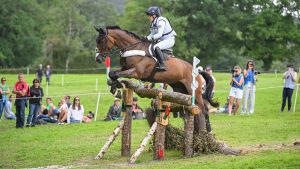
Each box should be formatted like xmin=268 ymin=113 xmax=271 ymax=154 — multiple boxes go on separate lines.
xmin=95 ymin=80 xmax=240 ymax=163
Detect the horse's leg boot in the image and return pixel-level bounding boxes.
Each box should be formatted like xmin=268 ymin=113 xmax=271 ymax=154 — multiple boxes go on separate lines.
xmin=154 ymin=47 xmax=167 ymax=71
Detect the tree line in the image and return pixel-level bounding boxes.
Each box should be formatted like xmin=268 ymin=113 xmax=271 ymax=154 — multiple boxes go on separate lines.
xmin=1 ymin=0 xmax=299 ymax=72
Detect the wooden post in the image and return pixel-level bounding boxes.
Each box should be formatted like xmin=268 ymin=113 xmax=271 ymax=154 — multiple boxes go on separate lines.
xmin=184 ymin=113 xmax=194 ymax=157
xmin=95 ymin=120 xmax=125 ymax=159
xmin=121 ymin=88 xmax=133 ymax=156
xmin=154 ymin=92 xmax=166 ymax=160
xmin=130 ymin=122 xmax=157 ymax=164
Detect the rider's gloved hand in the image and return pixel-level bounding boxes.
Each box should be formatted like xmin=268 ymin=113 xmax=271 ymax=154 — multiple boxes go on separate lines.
xmin=141 ymin=36 xmax=148 ymax=42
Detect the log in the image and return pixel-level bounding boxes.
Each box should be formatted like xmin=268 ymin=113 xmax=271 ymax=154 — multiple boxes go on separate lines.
xmin=108 ymin=80 xmax=193 ymax=107
xmin=121 ymin=88 xmax=133 ymax=156
xmin=129 ymin=122 xmax=158 ymax=164
xmin=95 ymin=120 xmax=125 ymax=159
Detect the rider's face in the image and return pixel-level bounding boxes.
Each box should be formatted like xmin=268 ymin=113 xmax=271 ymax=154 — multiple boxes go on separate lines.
xmin=148 ymin=15 xmax=154 ymax=22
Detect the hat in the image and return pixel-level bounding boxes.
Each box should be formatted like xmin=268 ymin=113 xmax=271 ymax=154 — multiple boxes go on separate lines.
xmin=197 ymin=66 xmax=203 ymax=72
xmin=133 ymin=97 xmax=138 ymax=101
xmin=287 ymin=64 xmax=295 ymax=68
xmin=88 ymin=111 xmax=95 ymax=118
xmin=1 ymin=77 xmax=6 ymax=81
xmin=234 ymin=65 xmax=241 ymax=70
xmin=114 ymin=98 xmax=120 ymax=101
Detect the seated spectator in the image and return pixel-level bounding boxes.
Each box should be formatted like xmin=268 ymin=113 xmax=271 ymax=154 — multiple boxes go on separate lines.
xmin=42 ymin=98 xmax=57 ymax=116
xmin=132 ymin=97 xmax=144 ymax=120
xmin=82 ymin=111 xmax=95 ymax=123
xmin=67 ymin=96 xmax=84 ymax=123
xmin=57 ymin=98 xmax=69 ymax=124
xmin=104 ymin=98 xmax=121 ymax=121
xmin=65 ymin=95 xmax=71 ymax=108
xmin=209 ymin=97 xmax=235 ymax=114
xmin=144 ymin=82 xmax=155 ymax=89
xmin=3 ymin=95 xmax=16 ymax=120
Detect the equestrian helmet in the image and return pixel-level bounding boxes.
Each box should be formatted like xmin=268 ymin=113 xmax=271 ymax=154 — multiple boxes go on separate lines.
xmin=145 ymin=6 xmax=161 ymax=16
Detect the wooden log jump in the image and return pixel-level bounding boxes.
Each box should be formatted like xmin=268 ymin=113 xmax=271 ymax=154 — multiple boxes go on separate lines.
xmin=96 ymin=80 xmax=197 ymax=163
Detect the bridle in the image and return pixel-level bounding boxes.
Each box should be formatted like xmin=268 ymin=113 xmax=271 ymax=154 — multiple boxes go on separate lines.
xmin=95 ymin=30 xmax=144 ymax=62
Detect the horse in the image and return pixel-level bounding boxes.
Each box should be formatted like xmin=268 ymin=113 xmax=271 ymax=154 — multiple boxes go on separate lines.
xmin=95 ymin=25 xmax=218 ymax=133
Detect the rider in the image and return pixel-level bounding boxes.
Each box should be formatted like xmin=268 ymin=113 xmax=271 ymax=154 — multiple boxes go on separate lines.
xmin=145 ymin=6 xmax=177 ymax=71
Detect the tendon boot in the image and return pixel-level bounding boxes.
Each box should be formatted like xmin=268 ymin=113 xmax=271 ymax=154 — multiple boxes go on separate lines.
xmin=154 ymin=47 xmax=167 ymax=71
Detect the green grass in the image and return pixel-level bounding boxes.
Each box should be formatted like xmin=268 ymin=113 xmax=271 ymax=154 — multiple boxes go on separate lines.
xmin=0 ymin=73 xmax=299 ymax=168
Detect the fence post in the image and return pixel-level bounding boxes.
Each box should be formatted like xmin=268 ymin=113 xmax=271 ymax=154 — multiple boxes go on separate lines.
xmin=46 ymin=82 xmax=49 ymax=96
xmin=62 ymin=74 xmax=64 ymax=87
xmin=94 ymin=92 xmax=101 ymax=122
xmin=121 ymin=88 xmax=133 ymax=156
xmin=275 ymin=69 xmax=277 ymax=78
xmin=27 ymin=67 xmax=29 ymax=75
xmin=96 ymin=78 xmax=98 ymax=91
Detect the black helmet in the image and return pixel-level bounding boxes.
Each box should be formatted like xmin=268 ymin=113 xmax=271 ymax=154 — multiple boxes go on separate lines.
xmin=145 ymin=6 xmax=161 ymax=16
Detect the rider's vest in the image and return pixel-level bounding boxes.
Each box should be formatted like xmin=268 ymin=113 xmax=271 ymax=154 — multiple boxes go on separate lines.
xmin=149 ymin=16 xmax=177 ymax=41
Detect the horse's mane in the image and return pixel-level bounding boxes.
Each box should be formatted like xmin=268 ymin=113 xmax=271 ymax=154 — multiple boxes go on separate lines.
xmin=106 ymin=25 xmax=141 ymax=40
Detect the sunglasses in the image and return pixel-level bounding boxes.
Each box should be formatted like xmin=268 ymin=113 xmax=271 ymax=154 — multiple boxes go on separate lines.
xmin=75 ymin=99 xmax=80 ymax=101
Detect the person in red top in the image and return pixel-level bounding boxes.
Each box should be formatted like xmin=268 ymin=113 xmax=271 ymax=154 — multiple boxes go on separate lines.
xmin=12 ymin=73 xmax=29 ymax=128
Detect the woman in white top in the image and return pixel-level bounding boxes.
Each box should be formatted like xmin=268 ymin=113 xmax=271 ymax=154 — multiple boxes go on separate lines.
xmin=57 ymin=98 xmax=69 ymax=124
xmin=281 ymin=64 xmax=297 ymax=112
xmin=67 ymin=96 xmax=84 ymax=123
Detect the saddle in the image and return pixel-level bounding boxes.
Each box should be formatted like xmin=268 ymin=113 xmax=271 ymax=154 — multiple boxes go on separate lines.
xmin=150 ymin=44 xmax=174 ymax=61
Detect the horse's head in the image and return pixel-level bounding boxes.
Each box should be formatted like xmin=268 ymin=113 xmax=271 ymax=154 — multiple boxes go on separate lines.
xmin=94 ymin=27 xmax=115 ymax=63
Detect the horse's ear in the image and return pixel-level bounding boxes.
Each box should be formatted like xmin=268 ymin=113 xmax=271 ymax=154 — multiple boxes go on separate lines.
xmin=94 ymin=26 xmax=107 ymax=35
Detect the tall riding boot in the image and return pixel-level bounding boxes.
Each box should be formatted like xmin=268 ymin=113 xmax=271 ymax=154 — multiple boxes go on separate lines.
xmin=154 ymin=47 xmax=167 ymax=71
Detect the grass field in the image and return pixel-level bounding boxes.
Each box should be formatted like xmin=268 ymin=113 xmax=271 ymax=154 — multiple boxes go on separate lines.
xmin=0 ymin=73 xmax=299 ymax=169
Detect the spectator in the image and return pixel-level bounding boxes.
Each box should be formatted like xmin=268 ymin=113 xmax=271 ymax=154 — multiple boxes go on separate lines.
xmin=205 ymin=66 xmax=216 ymax=97
xmin=26 ymin=79 xmax=44 ymax=127
xmin=42 ymin=98 xmax=57 ymax=117
xmin=209 ymin=97 xmax=235 ymax=114
xmin=82 ymin=111 xmax=95 ymax=123
xmin=228 ymin=66 xmax=244 ymax=116
xmin=45 ymin=65 xmax=52 ymax=85
xmin=36 ymin=64 xmax=43 ymax=83
xmin=132 ymin=97 xmax=144 ymax=120
xmin=67 ymin=96 xmax=84 ymax=123
xmin=12 ymin=73 xmax=29 ymax=128
xmin=104 ymin=98 xmax=122 ymax=121
xmin=3 ymin=95 xmax=16 ymax=120
xmin=65 ymin=95 xmax=71 ymax=108
xmin=0 ymin=77 xmax=10 ymax=120
xmin=242 ymin=60 xmax=257 ymax=115
xmin=57 ymin=98 xmax=69 ymax=124
xmin=281 ymin=64 xmax=298 ymax=112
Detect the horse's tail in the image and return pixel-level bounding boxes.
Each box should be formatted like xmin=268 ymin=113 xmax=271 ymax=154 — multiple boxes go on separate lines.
xmin=200 ymin=71 xmax=219 ymax=107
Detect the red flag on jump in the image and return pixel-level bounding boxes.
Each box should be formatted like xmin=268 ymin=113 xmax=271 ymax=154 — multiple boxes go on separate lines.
xmin=103 ymin=57 xmax=110 ymax=68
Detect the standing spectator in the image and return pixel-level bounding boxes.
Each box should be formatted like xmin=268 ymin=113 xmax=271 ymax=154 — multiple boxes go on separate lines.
xmin=281 ymin=64 xmax=298 ymax=112
xmin=3 ymin=95 xmax=16 ymax=120
xmin=36 ymin=64 xmax=43 ymax=83
xmin=0 ymin=77 xmax=10 ymax=120
xmin=26 ymin=79 xmax=44 ymax=127
xmin=104 ymin=98 xmax=122 ymax=121
xmin=205 ymin=66 xmax=216 ymax=98
xmin=242 ymin=60 xmax=257 ymax=115
xmin=12 ymin=73 xmax=29 ymax=128
xmin=228 ymin=66 xmax=244 ymax=116
xmin=67 ymin=96 xmax=84 ymax=123
xmin=45 ymin=65 xmax=52 ymax=85
xmin=132 ymin=97 xmax=144 ymax=119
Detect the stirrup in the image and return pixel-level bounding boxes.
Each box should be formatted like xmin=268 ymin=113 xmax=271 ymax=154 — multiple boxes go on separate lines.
xmin=156 ymin=64 xmax=167 ymax=71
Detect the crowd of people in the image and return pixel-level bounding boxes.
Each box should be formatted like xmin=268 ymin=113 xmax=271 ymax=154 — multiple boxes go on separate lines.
xmin=0 ymin=60 xmax=299 ymax=128
xmin=0 ymin=72 xmax=95 ymax=128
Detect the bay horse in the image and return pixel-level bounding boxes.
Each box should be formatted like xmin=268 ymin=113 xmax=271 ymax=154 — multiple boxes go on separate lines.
xmin=95 ymin=26 xmax=218 ymax=132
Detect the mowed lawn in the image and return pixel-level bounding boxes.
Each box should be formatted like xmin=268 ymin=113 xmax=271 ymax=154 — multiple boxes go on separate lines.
xmin=0 ymin=73 xmax=299 ymax=169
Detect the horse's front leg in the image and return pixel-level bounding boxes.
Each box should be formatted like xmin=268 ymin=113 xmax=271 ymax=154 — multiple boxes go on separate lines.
xmin=109 ymin=68 xmax=139 ymax=80
xmin=108 ymin=68 xmax=139 ymax=96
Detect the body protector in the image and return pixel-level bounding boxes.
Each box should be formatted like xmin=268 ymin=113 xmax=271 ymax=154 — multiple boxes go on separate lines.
xmin=147 ymin=16 xmax=177 ymax=43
